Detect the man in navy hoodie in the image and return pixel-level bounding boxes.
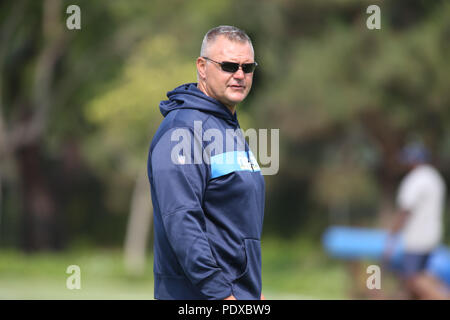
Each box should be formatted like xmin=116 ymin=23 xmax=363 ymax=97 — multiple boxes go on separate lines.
xmin=147 ymin=26 xmax=265 ymax=300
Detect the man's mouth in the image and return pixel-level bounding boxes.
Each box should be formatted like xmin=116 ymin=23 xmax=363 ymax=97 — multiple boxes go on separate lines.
xmin=229 ymin=84 xmax=245 ymax=90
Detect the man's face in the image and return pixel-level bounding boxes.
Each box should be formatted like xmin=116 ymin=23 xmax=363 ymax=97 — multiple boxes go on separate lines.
xmin=197 ymin=36 xmax=255 ymax=110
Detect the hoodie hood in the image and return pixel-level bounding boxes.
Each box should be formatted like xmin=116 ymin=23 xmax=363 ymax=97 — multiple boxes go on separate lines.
xmin=159 ymin=83 xmax=238 ymax=126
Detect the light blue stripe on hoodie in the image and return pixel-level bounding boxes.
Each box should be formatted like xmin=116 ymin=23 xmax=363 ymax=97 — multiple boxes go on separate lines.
xmin=210 ymin=151 xmax=260 ymax=179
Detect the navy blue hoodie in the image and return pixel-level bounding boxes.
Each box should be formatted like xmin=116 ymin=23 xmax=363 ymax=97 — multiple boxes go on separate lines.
xmin=147 ymin=83 xmax=265 ymax=300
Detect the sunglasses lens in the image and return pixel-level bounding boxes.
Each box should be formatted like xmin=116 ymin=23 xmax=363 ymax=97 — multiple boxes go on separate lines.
xmin=221 ymin=62 xmax=239 ymax=73
xmin=242 ymin=63 xmax=256 ymax=73
xmin=218 ymin=61 xmax=257 ymax=73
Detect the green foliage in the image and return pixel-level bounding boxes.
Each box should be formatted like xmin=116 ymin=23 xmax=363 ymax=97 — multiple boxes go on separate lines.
xmin=2 ymin=0 xmax=450 ymax=246
xmin=84 ymin=35 xmax=195 ymax=177
xmin=253 ymin=1 xmax=450 ymax=235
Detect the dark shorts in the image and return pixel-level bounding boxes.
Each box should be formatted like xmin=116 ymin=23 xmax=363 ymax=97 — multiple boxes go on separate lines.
xmin=401 ymin=252 xmax=430 ymax=278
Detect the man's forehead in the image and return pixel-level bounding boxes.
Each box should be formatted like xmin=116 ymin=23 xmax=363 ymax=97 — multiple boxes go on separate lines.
xmin=207 ymin=37 xmax=254 ymax=61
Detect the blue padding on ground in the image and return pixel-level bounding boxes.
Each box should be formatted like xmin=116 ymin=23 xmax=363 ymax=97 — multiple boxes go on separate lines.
xmin=322 ymin=226 xmax=450 ymax=286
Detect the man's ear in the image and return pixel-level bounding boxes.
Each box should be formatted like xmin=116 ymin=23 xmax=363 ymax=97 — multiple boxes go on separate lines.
xmin=196 ymin=57 xmax=207 ymax=80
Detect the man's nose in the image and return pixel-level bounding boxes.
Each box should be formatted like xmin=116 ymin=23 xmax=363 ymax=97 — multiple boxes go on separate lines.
xmin=233 ymin=67 xmax=245 ymax=79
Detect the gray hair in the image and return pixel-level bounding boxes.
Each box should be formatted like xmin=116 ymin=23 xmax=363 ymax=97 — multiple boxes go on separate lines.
xmin=200 ymin=25 xmax=253 ymax=57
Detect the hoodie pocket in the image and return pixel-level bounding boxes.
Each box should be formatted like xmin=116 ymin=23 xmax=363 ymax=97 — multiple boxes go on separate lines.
xmin=231 ymin=238 xmax=262 ymax=300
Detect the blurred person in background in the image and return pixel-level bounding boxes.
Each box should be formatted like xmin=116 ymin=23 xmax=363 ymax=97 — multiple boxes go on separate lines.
xmin=384 ymin=142 xmax=449 ymax=299
xmin=147 ymin=26 xmax=265 ymax=300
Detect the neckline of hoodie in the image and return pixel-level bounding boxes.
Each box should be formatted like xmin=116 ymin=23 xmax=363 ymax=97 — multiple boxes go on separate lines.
xmin=184 ymin=83 xmax=238 ymax=124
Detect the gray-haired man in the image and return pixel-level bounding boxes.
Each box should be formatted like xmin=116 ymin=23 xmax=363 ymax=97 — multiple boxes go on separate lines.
xmin=148 ymin=26 xmax=266 ymax=300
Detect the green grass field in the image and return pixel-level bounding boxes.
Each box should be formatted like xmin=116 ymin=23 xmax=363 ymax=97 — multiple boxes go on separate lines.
xmin=0 ymin=237 xmax=352 ymax=299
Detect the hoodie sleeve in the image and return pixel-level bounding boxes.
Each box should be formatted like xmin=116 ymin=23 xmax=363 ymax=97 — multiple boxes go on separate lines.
xmin=150 ymin=127 xmax=232 ymax=299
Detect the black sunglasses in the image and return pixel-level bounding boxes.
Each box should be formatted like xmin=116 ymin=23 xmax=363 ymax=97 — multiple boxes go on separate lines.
xmin=202 ymin=57 xmax=258 ymax=73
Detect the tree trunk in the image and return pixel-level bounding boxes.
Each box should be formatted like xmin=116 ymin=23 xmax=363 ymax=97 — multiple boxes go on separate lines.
xmin=124 ymin=171 xmax=153 ymax=275
xmin=0 ymin=173 xmax=2 ymax=231
xmin=1 ymin=0 xmax=68 ymax=251
xmin=359 ymin=109 xmax=404 ymax=228
xmin=16 ymin=141 xmax=63 ymax=251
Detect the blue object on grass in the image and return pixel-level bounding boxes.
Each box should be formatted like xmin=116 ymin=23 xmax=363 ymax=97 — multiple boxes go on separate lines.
xmin=322 ymin=226 xmax=450 ymax=286
xmin=426 ymin=247 xmax=450 ymax=285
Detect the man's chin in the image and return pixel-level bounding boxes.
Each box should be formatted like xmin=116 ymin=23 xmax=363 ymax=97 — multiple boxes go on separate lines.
xmin=225 ymin=93 xmax=247 ymax=105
